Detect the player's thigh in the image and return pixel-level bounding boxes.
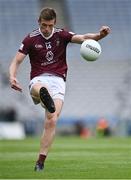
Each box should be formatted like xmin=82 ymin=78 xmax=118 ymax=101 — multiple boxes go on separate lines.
xmin=54 ymin=98 xmax=63 ymax=116
xmin=31 ymin=82 xmax=48 ymax=97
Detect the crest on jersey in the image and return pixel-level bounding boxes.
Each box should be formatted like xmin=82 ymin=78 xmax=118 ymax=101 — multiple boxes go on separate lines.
xmin=56 ymin=40 xmax=60 ymax=46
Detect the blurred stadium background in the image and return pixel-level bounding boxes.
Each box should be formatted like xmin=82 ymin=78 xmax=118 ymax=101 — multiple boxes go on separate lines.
xmin=0 ymin=0 xmax=131 ymax=139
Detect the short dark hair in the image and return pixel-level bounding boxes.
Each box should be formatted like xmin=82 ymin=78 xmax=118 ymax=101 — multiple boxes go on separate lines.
xmin=39 ymin=7 xmax=57 ymax=22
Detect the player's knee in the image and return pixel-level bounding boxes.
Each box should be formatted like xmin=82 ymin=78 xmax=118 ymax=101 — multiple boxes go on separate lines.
xmin=45 ymin=119 xmax=57 ymax=129
xmin=46 ymin=114 xmax=57 ymax=129
xmin=30 ymin=83 xmax=42 ymax=97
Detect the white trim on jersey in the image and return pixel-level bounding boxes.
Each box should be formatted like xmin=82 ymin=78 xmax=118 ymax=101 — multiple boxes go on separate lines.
xmin=39 ymin=28 xmax=55 ymax=40
xmin=30 ymin=29 xmax=40 ymax=37
xmin=54 ymin=28 xmax=63 ymax=33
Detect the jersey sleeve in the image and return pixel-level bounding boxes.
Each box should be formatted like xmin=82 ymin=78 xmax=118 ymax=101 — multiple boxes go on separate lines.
xmin=18 ymin=35 xmax=31 ymax=55
xmin=60 ymin=29 xmax=75 ymax=43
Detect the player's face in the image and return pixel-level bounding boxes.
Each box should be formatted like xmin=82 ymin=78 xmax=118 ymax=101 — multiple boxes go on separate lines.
xmin=39 ymin=19 xmax=56 ymax=37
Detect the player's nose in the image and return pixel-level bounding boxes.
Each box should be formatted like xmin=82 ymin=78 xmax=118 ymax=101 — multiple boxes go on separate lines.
xmin=45 ymin=26 xmax=50 ymax=32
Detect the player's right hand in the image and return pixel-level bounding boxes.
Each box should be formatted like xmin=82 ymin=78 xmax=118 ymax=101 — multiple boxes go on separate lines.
xmin=10 ymin=77 xmax=22 ymax=92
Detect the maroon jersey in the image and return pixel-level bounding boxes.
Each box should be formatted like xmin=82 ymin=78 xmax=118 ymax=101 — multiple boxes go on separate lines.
xmin=19 ymin=28 xmax=75 ymax=80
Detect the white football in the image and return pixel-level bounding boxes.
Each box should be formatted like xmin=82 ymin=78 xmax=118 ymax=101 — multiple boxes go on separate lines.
xmin=80 ymin=39 xmax=101 ymax=61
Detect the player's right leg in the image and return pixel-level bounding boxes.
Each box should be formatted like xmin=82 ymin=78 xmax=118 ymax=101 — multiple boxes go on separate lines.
xmin=34 ymin=98 xmax=63 ymax=171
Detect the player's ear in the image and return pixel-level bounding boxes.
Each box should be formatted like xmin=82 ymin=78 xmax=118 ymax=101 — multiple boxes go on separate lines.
xmin=38 ymin=18 xmax=41 ymax=25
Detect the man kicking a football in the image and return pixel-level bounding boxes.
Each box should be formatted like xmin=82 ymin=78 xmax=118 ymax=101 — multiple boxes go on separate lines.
xmin=9 ymin=7 xmax=110 ymax=171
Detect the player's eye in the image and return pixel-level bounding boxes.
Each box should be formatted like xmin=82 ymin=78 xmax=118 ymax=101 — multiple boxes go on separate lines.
xmin=41 ymin=23 xmax=46 ymax=28
xmin=49 ymin=25 xmax=53 ymax=28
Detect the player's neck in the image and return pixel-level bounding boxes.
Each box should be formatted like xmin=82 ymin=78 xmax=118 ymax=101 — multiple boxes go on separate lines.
xmin=39 ymin=28 xmax=54 ymax=40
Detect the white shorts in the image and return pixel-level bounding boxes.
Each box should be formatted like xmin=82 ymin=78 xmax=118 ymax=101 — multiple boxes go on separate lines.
xmin=29 ymin=74 xmax=66 ymax=104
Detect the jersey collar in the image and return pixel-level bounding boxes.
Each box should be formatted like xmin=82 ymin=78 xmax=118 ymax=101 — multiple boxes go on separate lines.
xmin=39 ymin=28 xmax=54 ymax=40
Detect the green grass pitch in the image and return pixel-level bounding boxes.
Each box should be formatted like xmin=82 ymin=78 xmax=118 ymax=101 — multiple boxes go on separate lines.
xmin=0 ymin=136 xmax=131 ymax=179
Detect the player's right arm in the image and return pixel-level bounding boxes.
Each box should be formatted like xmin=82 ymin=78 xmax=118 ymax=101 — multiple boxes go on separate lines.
xmin=9 ymin=52 xmax=26 ymax=92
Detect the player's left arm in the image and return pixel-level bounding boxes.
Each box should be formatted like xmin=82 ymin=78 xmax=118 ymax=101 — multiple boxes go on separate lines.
xmin=71 ymin=26 xmax=111 ymax=44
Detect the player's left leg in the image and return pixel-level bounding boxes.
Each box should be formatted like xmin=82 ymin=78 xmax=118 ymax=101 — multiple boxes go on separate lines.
xmin=30 ymin=82 xmax=56 ymax=113
xmin=40 ymin=87 xmax=56 ymax=113
xmin=34 ymin=98 xmax=63 ymax=171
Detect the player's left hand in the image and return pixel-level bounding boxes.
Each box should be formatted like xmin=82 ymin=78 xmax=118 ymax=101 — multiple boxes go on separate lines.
xmin=99 ymin=26 xmax=111 ymax=38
